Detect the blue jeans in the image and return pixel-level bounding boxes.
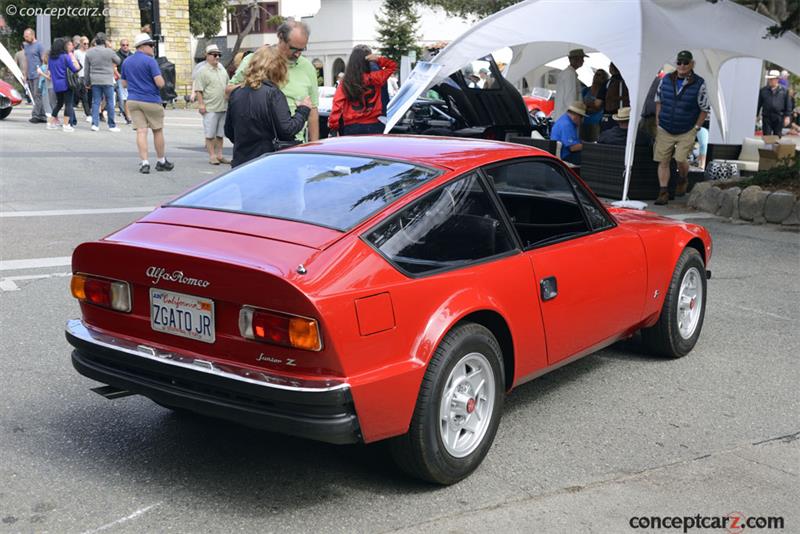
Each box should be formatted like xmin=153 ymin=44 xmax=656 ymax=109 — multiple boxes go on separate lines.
xmin=91 ymin=85 xmax=116 ymax=128
xmin=115 ymin=79 xmax=129 ymax=121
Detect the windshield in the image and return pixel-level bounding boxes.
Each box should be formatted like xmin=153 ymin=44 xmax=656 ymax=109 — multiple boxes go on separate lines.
xmin=530 ymin=87 xmax=553 ymax=100
xmin=170 ymin=153 xmax=440 ymax=231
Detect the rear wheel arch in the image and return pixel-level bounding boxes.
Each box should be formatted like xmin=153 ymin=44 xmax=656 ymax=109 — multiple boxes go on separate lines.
xmin=456 ymin=310 xmax=514 ymax=391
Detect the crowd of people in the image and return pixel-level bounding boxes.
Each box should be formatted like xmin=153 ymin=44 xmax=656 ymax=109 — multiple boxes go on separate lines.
xmin=15 ymin=19 xmax=399 ymax=174
xmin=19 ymin=28 xmax=132 ymax=132
xmin=15 ymin=25 xmax=797 ymax=190
xmin=549 ymin=49 xmax=797 ymax=205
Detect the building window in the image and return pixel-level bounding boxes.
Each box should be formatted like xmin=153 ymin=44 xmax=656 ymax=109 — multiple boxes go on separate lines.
xmin=228 ymin=2 xmax=279 ymax=35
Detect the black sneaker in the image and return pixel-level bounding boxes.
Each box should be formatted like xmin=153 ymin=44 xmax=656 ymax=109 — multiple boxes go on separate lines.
xmin=29 ymin=117 xmax=46 ymax=123
xmin=139 ymin=163 xmax=150 ymax=174
xmin=156 ymin=159 xmax=174 ymax=172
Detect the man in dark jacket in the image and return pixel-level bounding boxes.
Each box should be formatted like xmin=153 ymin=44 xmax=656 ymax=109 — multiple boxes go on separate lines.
xmin=598 ymin=107 xmax=650 ymax=146
xmin=652 ymin=50 xmax=709 ymax=205
xmin=116 ymin=38 xmax=132 ymax=124
xmin=758 ymin=70 xmax=792 ymax=136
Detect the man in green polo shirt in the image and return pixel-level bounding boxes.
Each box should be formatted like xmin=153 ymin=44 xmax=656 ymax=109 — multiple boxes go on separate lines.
xmin=227 ymin=20 xmax=319 ymax=142
xmin=196 ymin=44 xmax=230 ymax=164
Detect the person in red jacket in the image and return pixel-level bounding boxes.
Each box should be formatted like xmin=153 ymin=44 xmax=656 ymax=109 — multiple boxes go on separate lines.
xmin=328 ymin=45 xmax=396 ymax=135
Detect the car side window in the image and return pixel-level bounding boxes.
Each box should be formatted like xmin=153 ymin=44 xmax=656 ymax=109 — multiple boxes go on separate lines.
xmin=365 ymin=173 xmax=515 ymax=275
xmin=571 ymin=181 xmax=614 ymax=231
xmin=486 ymin=160 xmax=591 ymax=248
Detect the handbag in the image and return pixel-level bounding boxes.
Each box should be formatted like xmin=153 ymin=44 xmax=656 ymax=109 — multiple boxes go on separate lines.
xmin=270 ymin=114 xmax=301 ymax=151
xmin=705 ymin=160 xmax=740 ymax=181
xmin=268 ymin=89 xmax=302 ymax=151
xmin=67 ymin=56 xmax=81 ymax=92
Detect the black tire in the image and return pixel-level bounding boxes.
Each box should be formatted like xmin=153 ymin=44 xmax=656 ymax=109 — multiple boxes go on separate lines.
xmin=390 ymin=323 xmax=505 ymax=485
xmin=642 ymin=247 xmax=707 ymax=358
xmin=0 ymin=107 xmax=11 ymax=120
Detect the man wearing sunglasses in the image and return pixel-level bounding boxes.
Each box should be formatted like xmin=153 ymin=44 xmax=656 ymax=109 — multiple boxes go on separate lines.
xmin=653 ymin=50 xmax=709 ymax=205
xmin=116 ymin=39 xmax=132 ymax=124
xmin=227 ymin=19 xmax=319 ymax=142
xmin=195 ymin=44 xmax=230 ymax=165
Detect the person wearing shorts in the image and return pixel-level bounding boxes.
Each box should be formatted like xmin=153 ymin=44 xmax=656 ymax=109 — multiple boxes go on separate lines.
xmin=653 ymin=50 xmax=709 ymax=205
xmin=195 ymin=44 xmax=230 ymax=165
xmin=121 ymin=33 xmax=173 ymax=174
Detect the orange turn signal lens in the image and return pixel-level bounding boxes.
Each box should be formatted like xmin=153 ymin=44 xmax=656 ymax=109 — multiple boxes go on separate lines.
xmin=289 ymin=317 xmax=321 ymax=351
xmin=71 ymin=274 xmax=87 ymax=300
xmin=70 ymin=274 xmax=131 ymax=312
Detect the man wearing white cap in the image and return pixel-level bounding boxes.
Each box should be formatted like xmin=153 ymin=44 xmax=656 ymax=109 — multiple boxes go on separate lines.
xmin=121 ymin=33 xmax=173 ymax=174
xmin=757 ymin=70 xmax=792 ymax=137
xmin=554 ymin=48 xmax=587 ymax=121
xmin=195 ymin=44 xmax=230 ymax=165
xmin=550 ymin=101 xmax=586 ymax=164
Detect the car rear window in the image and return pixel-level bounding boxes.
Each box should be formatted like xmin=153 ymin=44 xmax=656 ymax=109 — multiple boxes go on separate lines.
xmin=170 ymin=153 xmax=439 ymax=231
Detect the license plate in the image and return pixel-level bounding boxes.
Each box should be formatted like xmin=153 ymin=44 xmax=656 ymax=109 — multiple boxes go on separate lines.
xmin=150 ymin=288 xmax=215 ymax=343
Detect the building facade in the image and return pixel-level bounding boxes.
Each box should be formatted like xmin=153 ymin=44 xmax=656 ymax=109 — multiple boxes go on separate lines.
xmin=219 ymin=0 xmax=472 ymax=86
xmin=105 ymin=0 xmax=192 ymax=96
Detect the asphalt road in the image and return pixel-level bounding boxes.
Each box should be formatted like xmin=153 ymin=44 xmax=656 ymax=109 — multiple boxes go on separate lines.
xmin=1 ymin=107 xmax=798 ymax=533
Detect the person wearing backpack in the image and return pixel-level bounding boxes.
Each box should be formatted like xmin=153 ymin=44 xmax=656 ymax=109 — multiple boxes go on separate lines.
xmin=85 ymin=32 xmax=122 ymax=132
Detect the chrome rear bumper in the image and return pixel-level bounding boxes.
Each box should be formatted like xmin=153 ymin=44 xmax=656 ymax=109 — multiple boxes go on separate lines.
xmin=66 ymin=319 xmax=361 ymax=444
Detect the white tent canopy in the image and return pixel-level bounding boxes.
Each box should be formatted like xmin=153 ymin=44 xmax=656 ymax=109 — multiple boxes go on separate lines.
xmin=424 ymin=0 xmax=800 ymax=201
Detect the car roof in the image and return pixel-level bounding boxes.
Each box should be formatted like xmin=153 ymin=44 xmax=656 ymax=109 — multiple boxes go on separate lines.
xmin=293 ymin=135 xmax=553 ymax=173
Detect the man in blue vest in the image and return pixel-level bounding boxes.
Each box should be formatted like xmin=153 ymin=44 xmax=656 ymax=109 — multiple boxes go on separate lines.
xmin=653 ymin=50 xmax=709 ymax=205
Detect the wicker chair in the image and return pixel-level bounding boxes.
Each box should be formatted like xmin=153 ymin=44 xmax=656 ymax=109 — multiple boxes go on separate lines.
xmin=580 ymin=143 xmax=679 ymax=200
xmin=505 ymin=136 xmax=561 ymax=157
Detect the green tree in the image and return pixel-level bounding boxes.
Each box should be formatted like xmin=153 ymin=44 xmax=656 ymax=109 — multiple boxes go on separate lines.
xmin=188 ymin=0 xmax=228 ymax=38
xmin=375 ymin=0 xmax=422 ymax=64
xmin=0 ymin=0 xmax=106 ymax=50
xmin=412 ymin=0 xmax=518 ymax=19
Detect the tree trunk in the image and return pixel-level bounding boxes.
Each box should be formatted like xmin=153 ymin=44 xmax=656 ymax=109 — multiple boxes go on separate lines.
xmin=227 ymin=1 xmax=259 ymax=69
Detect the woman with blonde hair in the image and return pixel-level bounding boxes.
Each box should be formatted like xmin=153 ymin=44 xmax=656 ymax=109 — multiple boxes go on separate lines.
xmin=224 ymin=46 xmax=312 ymax=167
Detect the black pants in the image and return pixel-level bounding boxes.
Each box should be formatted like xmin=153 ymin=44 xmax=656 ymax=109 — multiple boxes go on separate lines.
xmin=340 ymin=122 xmax=384 ymax=136
xmin=76 ymin=77 xmax=90 ymax=116
xmin=52 ymin=88 xmax=74 ymax=120
xmin=762 ymin=115 xmax=783 ymax=136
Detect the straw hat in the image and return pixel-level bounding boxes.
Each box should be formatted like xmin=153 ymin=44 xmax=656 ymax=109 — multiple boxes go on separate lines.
xmin=612 ymin=107 xmax=631 ymax=122
xmin=567 ymin=101 xmax=587 ymax=117
xmin=205 ymin=44 xmax=221 ymax=55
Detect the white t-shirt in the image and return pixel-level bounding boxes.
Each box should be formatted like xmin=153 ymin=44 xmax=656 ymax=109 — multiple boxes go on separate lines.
xmin=554 ymin=66 xmax=579 ymax=121
xmin=75 ymin=49 xmax=86 ymax=78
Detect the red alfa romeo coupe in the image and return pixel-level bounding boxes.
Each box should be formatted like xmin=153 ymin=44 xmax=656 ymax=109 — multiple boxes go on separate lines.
xmin=67 ymin=136 xmax=711 ymax=484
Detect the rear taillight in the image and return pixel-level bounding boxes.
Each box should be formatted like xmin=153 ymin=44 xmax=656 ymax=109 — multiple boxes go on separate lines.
xmin=239 ymin=307 xmax=322 ymax=351
xmin=71 ymin=274 xmax=131 ymax=312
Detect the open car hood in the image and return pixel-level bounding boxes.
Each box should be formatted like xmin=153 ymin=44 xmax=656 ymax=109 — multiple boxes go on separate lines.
xmin=384 ymin=62 xmax=443 ymax=133
xmin=384 ymin=56 xmax=530 ymax=136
